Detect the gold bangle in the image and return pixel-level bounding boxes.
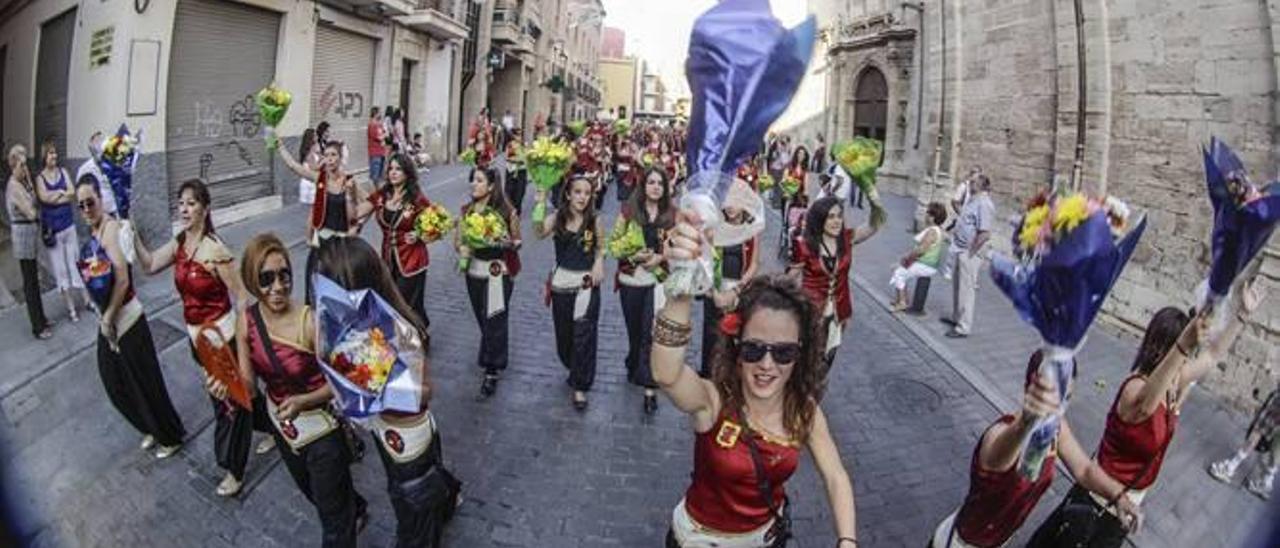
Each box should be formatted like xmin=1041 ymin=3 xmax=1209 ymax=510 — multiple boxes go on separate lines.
xmin=653 ymin=313 xmax=693 ymax=347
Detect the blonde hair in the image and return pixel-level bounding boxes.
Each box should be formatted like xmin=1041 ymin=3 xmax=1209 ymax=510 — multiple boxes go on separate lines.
xmin=7 ymin=144 xmax=27 ymax=171
xmin=240 ymin=233 xmax=291 ymax=300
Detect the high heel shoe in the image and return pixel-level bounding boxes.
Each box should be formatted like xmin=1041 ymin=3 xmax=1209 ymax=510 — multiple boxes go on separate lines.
xmin=643 ymin=392 xmax=658 ymax=415
xmin=479 ymin=374 xmax=499 ymax=398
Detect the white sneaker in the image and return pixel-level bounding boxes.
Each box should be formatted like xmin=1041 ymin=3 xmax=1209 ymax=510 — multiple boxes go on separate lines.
xmin=139 ymin=435 xmax=156 ymax=451
xmin=215 ymin=473 xmax=243 ymax=497
xmin=1247 ymin=469 xmax=1275 ymax=500
xmin=255 ymin=436 xmax=276 ymax=455
xmin=154 ymin=444 xmax=181 ymax=459
xmin=1209 ymin=457 xmax=1240 ymax=483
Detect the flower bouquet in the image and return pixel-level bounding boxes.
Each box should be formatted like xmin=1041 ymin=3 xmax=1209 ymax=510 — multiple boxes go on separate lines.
xmin=458 ymin=206 xmax=509 ymax=271
xmin=525 ymin=136 xmax=574 ymax=192
xmin=757 ymin=172 xmax=776 ymax=192
xmin=255 ymin=84 xmax=292 ymax=151
xmin=779 ymin=174 xmax=802 ymax=198
xmin=991 ymin=189 xmax=1147 ymax=479
xmin=670 ymin=0 xmax=815 ymax=297
xmin=314 ymin=275 xmax=427 ymax=418
xmin=568 ymin=120 xmax=587 ymax=137
xmin=413 ymin=203 xmax=455 ymax=244
xmin=99 ymin=125 xmax=142 ymax=262
xmin=1199 ymin=137 xmax=1280 ymax=314
xmin=613 ymin=119 xmax=632 ymax=136
xmin=606 ymin=218 xmax=646 ymax=260
xmin=834 ymin=137 xmax=886 ymax=227
xmin=459 ymin=148 xmax=477 ymax=166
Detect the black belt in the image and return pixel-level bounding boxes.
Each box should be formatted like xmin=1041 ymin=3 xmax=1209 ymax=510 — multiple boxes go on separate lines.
xmin=11 ymin=219 xmax=35 ymax=225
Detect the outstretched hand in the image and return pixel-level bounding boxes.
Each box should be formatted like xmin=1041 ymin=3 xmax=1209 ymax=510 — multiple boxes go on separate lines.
xmin=663 ymin=210 xmax=706 ymax=263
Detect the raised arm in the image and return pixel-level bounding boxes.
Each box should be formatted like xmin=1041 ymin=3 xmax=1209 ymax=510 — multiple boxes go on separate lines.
xmin=276 ymin=142 xmax=319 ymax=181
xmin=1125 ymin=316 xmax=1205 ymax=422
xmin=808 ymin=406 xmax=858 ymax=543
xmin=1180 ymin=279 xmax=1268 ymax=393
xmin=530 ymin=189 xmax=557 ymax=239
xmin=132 ymin=232 xmax=177 ymax=275
xmin=652 ymin=215 xmax=720 ymax=432
xmin=852 ymin=220 xmax=881 ymax=245
xmin=977 ymin=371 xmax=1059 ymax=473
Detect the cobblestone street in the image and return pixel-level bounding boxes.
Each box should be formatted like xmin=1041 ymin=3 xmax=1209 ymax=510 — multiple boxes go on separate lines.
xmin=0 ymin=165 xmax=1270 ymax=547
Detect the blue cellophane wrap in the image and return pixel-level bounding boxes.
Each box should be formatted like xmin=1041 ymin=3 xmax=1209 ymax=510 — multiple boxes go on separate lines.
xmin=98 ymin=124 xmax=138 ymax=219
xmin=991 ymin=212 xmax=1148 ymax=478
xmin=314 ymin=274 xmax=425 ymax=419
xmin=77 ymin=237 xmax=115 ymax=312
xmin=1202 ymin=137 xmax=1280 ymax=303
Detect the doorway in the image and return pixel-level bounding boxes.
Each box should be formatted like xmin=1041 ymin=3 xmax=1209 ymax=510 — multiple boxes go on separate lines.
xmin=853 ymin=66 xmax=887 ymax=142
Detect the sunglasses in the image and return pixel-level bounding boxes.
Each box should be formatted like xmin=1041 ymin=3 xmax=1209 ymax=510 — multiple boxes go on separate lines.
xmin=258 ymin=268 xmax=292 ymax=289
xmin=77 ymin=198 xmax=97 ymax=211
xmin=739 ymin=340 xmax=800 ymax=366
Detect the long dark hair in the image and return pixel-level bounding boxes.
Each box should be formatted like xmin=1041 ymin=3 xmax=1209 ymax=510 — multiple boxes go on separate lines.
xmin=299 ymin=128 xmax=317 ymax=160
xmin=553 ymin=175 xmax=598 ymax=239
xmin=465 ymin=167 xmax=514 ymax=220
xmin=316 ymin=122 xmax=331 ymax=145
xmin=711 ymin=274 xmax=822 ymax=442
xmin=381 ymin=153 xmax=422 ymax=201
xmin=1131 ymin=307 xmax=1193 ymax=376
xmin=177 ymin=178 xmax=217 ymax=238
xmin=803 ymin=196 xmax=846 ymax=259
xmin=625 ymin=167 xmax=673 ymax=228
xmin=313 ymin=237 xmax=432 ymax=389
xmin=789 ymin=145 xmax=810 ymax=171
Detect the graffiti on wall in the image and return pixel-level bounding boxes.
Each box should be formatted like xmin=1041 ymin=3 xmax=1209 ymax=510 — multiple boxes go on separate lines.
xmin=316 ymin=83 xmax=366 ymax=121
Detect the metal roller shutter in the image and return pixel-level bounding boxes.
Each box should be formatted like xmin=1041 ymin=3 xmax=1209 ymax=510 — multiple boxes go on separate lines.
xmin=166 ymin=0 xmax=279 ymax=212
xmin=34 ymin=8 xmax=76 ymax=159
xmin=311 ymin=24 xmax=376 ymax=172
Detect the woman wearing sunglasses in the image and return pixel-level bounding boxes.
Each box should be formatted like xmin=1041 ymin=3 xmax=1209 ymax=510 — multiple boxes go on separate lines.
xmin=652 ymin=216 xmax=858 ymax=548
xmin=132 ymin=179 xmax=273 ymax=496
xmin=74 ymin=179 xmax=187 ymax=459
xmin=232 ymin=233 xmax=367 ymax=547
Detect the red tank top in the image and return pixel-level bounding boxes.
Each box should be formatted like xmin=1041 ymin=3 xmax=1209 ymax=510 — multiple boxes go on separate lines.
xmin=174 ymin=235 xmax=232 ymax=326
xmin=246 ymin=307 xmax=328 ymax=405
xmin=684 ymin=411 xmax=801 ymax=533
xmin=1097 ymin=376 xmax=1177 ymax=490
xmin=954 ymin=415 xmax=1057 ymax=547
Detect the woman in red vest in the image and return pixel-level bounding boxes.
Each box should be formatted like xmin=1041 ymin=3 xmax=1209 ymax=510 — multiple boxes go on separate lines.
xmin=354 ymin=153 xmax=434 ymax=328
xmin=1027 ymin=278 xmax=1266 ymax=547
xmin=651 ymin=220 xmax=858 ymax=548
xmin=787 ymin=196 xmax=880 ymax=378
xmin=276 ymin=137 xmax=359 ymax=304
xmin=930 ymin=351 xmax=1140 ymax=548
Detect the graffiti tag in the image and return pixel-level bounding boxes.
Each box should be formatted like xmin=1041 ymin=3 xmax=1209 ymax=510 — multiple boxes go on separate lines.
xmin=193 ymin=102 xmax=224 ymax=138
xmin=228 ymin=95 xmax=262 ymax=138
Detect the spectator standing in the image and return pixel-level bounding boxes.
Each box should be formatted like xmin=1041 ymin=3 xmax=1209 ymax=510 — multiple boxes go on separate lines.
xmin=367 ymin=107 xmax=387 ymax=183
xmin=942 ymin=174 xmax=994 ymax=338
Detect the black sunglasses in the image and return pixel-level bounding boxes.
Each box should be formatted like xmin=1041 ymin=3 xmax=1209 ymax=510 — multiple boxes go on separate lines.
xmin=739 ymin=340 xmax=800 ymax=366
xmin=258 ymin=268 xmax=292 ymax=289
xmin=77 ymin=198 xmax=97 ymax=210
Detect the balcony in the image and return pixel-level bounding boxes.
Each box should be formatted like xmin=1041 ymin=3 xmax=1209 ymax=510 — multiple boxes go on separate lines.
xmin=397 ymin=0 xmax=468 ymax=42
xmin=339 ymin=0 xmax=416 ymax=17
xmin=491 ymin=8 xmax=535 ymax=55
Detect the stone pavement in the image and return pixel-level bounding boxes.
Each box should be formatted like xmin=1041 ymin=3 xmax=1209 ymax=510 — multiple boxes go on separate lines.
xmin=828 ymin=189 xmax=1272 ymax=547
xmin=0 ymin=166 xmax=1269 ymax=547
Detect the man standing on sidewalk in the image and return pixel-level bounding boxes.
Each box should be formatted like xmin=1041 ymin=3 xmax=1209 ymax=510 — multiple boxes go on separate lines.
xmin=367 ymin=107 xmax=386 ymax=184
xmin=943 ymin=173 xmax=993 ymax=338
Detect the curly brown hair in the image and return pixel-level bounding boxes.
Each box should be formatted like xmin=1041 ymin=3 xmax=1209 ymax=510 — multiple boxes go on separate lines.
xmin=710 ymin=273 xmax=822 ymax=442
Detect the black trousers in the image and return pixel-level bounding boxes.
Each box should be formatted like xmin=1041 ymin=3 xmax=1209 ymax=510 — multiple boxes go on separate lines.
xmin=617 ymin=178 xmax=633 ymax=203
xmin=699 ymin=297 xmax=723 ymax=379
xmin=188 ymin=343 xmax=272 ymax=481
xmin=505 ymin=169 xmax=527 ymax=215
xmin=98 ymin=316 xmax=187 ymax=447
xmin=393 ymin=266 xmax=430 ymax=329
xmin=19 ymin=258 xmax=49 ymax=336
xmin=1026 ymin=484 xmax=1129 ymax=548
xmin=551 ymin=287 xmax=601 ymax=391
xmin=375 ymin=427 xmax=452 ymax=548
xmin=273 ymin=427 xmax=366 ymax=548
xmin=619 ymin=285 xmax=658 ymax=388
xmin=305 ymin=246 xmax=318 ymax=306
xmin=465 ymin=274 xmax=514 ymax=373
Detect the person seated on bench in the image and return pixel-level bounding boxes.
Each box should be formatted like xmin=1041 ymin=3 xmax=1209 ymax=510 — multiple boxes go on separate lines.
xmin=890 ymin=202 xmax=947 ymax=313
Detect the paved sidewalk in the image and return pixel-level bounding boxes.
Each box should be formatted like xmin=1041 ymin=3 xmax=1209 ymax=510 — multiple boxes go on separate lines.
xmin=834 ymin=190 xmax=1270 ymax=547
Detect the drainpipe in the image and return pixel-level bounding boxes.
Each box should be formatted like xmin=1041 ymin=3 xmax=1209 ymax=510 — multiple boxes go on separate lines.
xmin=1070 ymin=0 xmax=1087 ymax=191
xmin=901 ymin=2 xmax=925 ymax=150
xmin=930 ymin=0 xmax=946 ymax=180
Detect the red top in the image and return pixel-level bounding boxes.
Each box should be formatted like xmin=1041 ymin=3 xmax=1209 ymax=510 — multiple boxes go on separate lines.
xmin=174 ymin=234 xmax=233 ymax=326
xmin=575 ymin=145 xmax=600 ymax=173
xmin=1097 ymin=376 xmax=1178 ymax=490
xmin=684 ymin=411 xmax=800 ymax=533
xmin=790 ymin=228 xmax=854 ymax=321
xmin=468 ymin=122 xmax=495 ymax=169
xmin=737 ymin=163 xmax=759 ymax=190
xmin=246 ymin=306 xmax=328 ymax=405
xmin=370 ymin=188 xmax=432 ymax=276
xmin=367 ymin=120 xmax=387 ymax=158
xmin=954 ymin=415 xmax=1058 ymax=547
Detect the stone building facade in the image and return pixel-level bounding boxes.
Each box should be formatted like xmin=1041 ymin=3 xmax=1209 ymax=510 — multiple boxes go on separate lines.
xmin=809 ymin=0 xmax=1280 ymax=409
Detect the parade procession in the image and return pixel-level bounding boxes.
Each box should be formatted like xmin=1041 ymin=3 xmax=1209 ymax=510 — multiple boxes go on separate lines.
xmin=0 ymin=0 xmax=1279 ymax=546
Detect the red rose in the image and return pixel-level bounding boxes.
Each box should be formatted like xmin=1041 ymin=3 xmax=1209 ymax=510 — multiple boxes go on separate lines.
xmin=720 ymin=312 xmax=743 ymax=338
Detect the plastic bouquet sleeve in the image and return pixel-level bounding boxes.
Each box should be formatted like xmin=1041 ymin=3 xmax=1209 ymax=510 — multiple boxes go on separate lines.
xmin=672 ymin=0 xmax=815 ymax=297
xmin=314 ymin=274 xmax=427 ymax=418
xmin=525 ymin=137 xmax=573 ymax=192
xmin=98 ymin=124 xmax=140 ymax=220
xmin=255 ymin=84 xmax=292 ymax=151
xmin=991 ymin=205 xmax=1147 ymax=479
xmin=834 ymin=137 xmax=887 ymax=227
xmin=1201 ymin=137 xmax=1280 ymax=311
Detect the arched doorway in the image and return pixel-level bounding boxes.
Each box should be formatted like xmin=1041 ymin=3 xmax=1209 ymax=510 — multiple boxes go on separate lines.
xmin=853 ymin=66 xmax=887 ymax=141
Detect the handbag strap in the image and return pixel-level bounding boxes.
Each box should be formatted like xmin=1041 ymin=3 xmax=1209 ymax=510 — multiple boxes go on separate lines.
xmin=736 ymin=408 xmax=784 ymax=521
xmin=250 ymin=303 xmax=288 ymax=381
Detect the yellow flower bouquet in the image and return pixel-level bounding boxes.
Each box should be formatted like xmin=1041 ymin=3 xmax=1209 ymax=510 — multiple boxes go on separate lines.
xmin=413 ymin=203 xmax=455 ymax=244
xmin=524 ymin=136 xmax=574 ymax=192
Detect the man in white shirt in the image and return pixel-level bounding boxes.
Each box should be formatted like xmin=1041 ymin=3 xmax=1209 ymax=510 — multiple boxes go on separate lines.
xmin=818 ymin=163 xmax=850 ymax=203
xmin=942 ymin=166 xmax=982 ymax=279
xmin=76 ymin=131 xmax=118 ymax=217
xmin=943 ymin=174 xmax=994 ymax=338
